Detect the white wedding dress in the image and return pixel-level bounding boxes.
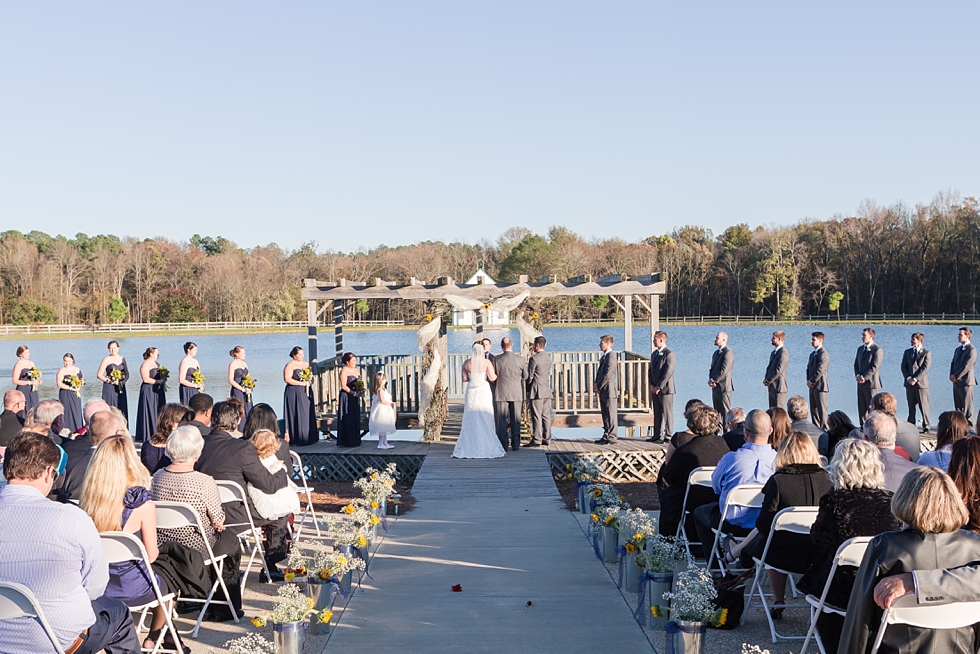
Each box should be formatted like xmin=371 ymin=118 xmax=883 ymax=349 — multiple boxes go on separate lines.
xmin=452 ymin=368 xmax=506 ymax=459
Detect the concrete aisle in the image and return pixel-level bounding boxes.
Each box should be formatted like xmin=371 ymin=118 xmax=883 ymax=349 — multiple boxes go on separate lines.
xmin=324 ymin=443 xmax=655 ymax=653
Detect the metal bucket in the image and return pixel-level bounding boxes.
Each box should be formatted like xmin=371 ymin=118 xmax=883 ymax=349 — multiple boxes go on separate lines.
xmin=578 ymin=484 xmax=590 ymax=514
xmin=306 ymin=577 xmax=334 ymax=636
xmin=273 ymin=619 xmax=307 ymax=654
xmin=670 ymin=620 xmax=706 ymax=654
xmin=340 ymin=569 xmax=352 ymax=595
xmin=648 ymin=572 xmax=673 ymax=630
xmin=624 ymin=551 xmax=641 ymax=592
xmin=602 ymin=526 xmax=619 ymax=564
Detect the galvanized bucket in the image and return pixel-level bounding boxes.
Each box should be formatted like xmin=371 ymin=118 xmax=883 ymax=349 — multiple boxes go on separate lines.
xmin=273 ymin=619 xmax=307 ymax=654
xmin=648 ymin=571 xmax=673 ymax=630
xmin=578 ymin=484 xmax=590 ymax=514
xmin=602 ymin=526 xmax=619 ymax=564
xmin=306 ymin=576 xmax=334 ymax=636
xmin=624 ymin=551 xmax=641 ymax=592
xmin=670 ymin=620 xmax=706 ymax=654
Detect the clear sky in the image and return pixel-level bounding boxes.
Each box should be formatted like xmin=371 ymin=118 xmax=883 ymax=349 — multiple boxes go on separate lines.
xmin=1 ymin=2 xmax=977 ymax=252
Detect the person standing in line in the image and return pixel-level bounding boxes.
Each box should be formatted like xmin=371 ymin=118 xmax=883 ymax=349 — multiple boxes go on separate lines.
xmin=525 ymin=336 xmax=553 ymax=447
xmin=853 ymin=327 xmax=883 ymax=424
xmin=97 ymin=340 xmax=130 ymax=423
xmin=593 ymin=335 xmax=619 ymax=445
xmin=949 ymin=326 xmax=977 ymax=428
xmin=807 ymin=332 xmax=830 ymax=430
xmin=901 ymin=332 xmax=932 ymax=433
xmin=763 ymin=330 xmax=790 ymax=409
xmin=11 ymin=345 xmax=40 ymax=415
xmin=708 ymin=331 xmax=734 ymax=429
xmin=492 ymin=337 xmax=527 ymax=452
xmin=647 ymin=330 xmax=676 ymax=443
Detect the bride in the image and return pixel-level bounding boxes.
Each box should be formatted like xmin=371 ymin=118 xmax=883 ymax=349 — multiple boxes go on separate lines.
xmin=453 ymin=342 xmax=506 ymax=459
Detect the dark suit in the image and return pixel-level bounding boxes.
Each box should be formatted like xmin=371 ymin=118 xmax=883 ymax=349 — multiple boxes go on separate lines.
xmin=59 ymin=447 xmax=95 ymax=501
xmin=853 ymin=343 xmax=883 ymax=423
xmin=595 ymin=351 xmax=618 ymax=441
xmin=901 ymin=346 xmax=931 ymax=430
xmin=526 ymin=351 xmax=553 ymax=446
xmin=708 ymin=346 xmax=734 ymax=422
xmin=648 ymin=347 xmax=676 ymax=439
xmin=60 ymin=433 xmax=93 ymax=463
xmin=187 ymin=419 xmax=211 ymax=437
xmin=0 ymin=409 xmax=25 ymax=447
xmin=764 ymin=346 xmax=790 ymax=409
xmin=807 ymin=347 xmax=830 ymax=430
xmin=492 ymin=351 xmax=527 ymax=451
xmin=950 ymin=343 xmax=977 ymax=426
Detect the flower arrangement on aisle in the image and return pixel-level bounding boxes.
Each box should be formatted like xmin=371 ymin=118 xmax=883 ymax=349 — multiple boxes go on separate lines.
xmin=250 ymin=582 xmax=330 ymax=627
xmin=616 ymin=508 xmax=657 ymax=558
xmin=108 ymin=367 xmax=125 ymax=393
xmin=210 ymin=633 xmax=276 ymax=654
xmin=741 ymin=646 xmax=770 ymax=654
xmin=643 ymin=534 xmax=687 ymax=574
xmin=653 ymin=568 xmax=727 ymax=627
xmin=283 ymin=548 xmax=309 ymax=582
xmin=26 ymin=366 xmax=41 ymax=389
xmin=64 ymin=374 xmax=84 ymax=398
xmin=586 ymin=482 xmax=621 ymax=510
xmin=298 ymin=367 xmax=313 ymax=383
xmin=591 ymin=504 xmax=624 ymax=530
xmin=191 ymin=369 xmax=205 ymax=390
xmin=156 ymin=366 xmax=170 ymax=393
xmin=312 ymin=547 xmax=366 ymax=581
xmin=354 ymin=463 xmax=399 ymax=505
xmin=240 ymin=373 xmax=256 ymax=401
xmin=566 ymin=459 xmax=602 ymax=483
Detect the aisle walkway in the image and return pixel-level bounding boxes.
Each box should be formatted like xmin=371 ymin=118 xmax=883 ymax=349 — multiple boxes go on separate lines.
xmin=324 ymin=444 xmax=654 ymax=653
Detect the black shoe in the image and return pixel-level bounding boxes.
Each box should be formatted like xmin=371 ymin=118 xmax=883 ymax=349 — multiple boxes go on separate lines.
xmin=770 ymin=607 xmax=784 ymax=621
xmin=921 ymin=426 xmax=930 ymax=433
xmin=595 ymin=438 xmax=611 ymax=444
xmin=259 ymin=569 xmax=285 ymax=584
xmin=525 ymin=442 xmax=541 ymax=447
xmin=541 ymin=441 xmax=551 ymax=446
xmin=645 ymin=437 xmax=660 ymax=442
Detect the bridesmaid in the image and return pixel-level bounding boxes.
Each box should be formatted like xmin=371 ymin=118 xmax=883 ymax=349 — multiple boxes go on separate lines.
xmin=282 ymin=346 xmax=318 ymax=447
xmin=11 ymin=345 xmax=40 ymax=414
xmin=97 ymin=340 xmax=130 ymax=423
xmin=56 ymin=353 xmax=84 ymax=433
xmin=135 ymin=347 xmax=165 ymax=442
xmin=337 ymin=352 xmax=363 ymax=448
xmin=178 ymin=342 xmax=203 ymax=406
xmin=228 ymin=346 xmax=253 ymax=432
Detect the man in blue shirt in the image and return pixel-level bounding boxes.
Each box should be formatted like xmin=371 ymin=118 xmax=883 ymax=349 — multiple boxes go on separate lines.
xmin=692 ymin=409 xmax=777 ymax=554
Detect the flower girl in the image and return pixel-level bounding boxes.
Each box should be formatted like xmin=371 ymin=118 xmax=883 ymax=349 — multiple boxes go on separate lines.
xmin=369 ymin=372 xmax=397 ymax=449
xmin=246 ymin=429 xmax=301 ymax=519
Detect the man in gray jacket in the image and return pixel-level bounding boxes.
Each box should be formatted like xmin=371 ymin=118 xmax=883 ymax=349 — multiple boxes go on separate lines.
xmin=493 ymin=337 xmax=527 ymax=451
xmin=949 ymin=326 xmax=977 ymax=427
xmin=862 ymin=411 xmax=918 ymax=493
xmin=901 ymin=332 xmax=932 ymax=433
xmin=708 ymin=331 xmax=734 ymax=429
xmin=525 ymin=336 xmax=552 ymax=447
xmin=647 ymin=330 xmax=676 ymax=442
xmin=807 ymin=332 xmax=830 ymax=430
xmin=854 ymin=327 xmax=884 ymax=424
xmin=763 ymin=330 xmax=789 ymax=409
xmin=594 ymin=335 xmax=618 ymax=444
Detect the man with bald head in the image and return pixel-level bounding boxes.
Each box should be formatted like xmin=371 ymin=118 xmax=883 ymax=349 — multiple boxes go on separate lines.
xmin=708 ymin=331 xmax=735 ymax=429
xmin=58 ymin=411 xmax=126 ymax=501
xmin=0 ymin=390 xmax=26 ymax=447
xmin=61 ymin=399 xmax=111 ymax=462
xmin=693 ymin=409 xmax=776 ymax=554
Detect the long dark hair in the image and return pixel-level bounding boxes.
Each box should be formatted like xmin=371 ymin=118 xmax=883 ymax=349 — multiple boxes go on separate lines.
xmin=243 ymin=403 xmax=281 ymax=441
xmin=948 ymin=438 xmax=980 ymax=533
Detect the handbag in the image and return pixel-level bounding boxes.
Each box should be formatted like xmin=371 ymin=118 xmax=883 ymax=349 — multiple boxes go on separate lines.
xmin=709 ymin=569 xmax=751 ymax=630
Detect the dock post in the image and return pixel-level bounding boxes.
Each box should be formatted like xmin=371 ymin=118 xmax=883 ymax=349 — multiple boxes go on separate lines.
xmin=624 ymin=294 xmax=633 ymax=352
xmin=334 ymin=302 xmax=344 ymax=356
xmin=307 ymin=299 xmax=318 ymax=363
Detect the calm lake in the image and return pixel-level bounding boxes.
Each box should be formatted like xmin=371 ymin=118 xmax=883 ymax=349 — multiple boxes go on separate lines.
xmin=3 ymin=324 xmax=972 ymax=436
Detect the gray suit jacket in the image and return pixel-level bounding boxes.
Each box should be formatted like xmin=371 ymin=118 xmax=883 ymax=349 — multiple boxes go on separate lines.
xmin=790 ymin=419 xmax=828 ymax=456
xmin=880 ymin=448 xmax=918 ymax=493
xmin=950 ymin=343 xmax=977 ymax=386
xmin=764 ymin=347 xmax=789 ymax=392
xmin=648 ymin=348 xmax=676 ymax=394
xmin=854 ymin=343 xmax=883 ymax=386
xmin=493 ymin=351 xmax=527 ymax=402
xmin=709 ymin=347 xmax=734 ymax=392
xmin=901 ymin=347 xmax=931 ymax=389
xmin=916 ymin=559 xmax=980 ymax=604
xmin=595 ymin=351 xmax=618 ymax=399
xmin=526 ymin=351 xmax=553 ymax=400
xmin=806 ymin=347 xmax=830 ymax=392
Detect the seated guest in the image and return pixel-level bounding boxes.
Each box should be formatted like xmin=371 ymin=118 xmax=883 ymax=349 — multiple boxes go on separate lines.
xmin=246 ymin=429 xmax=301 ymax=520
xmin=80 ymin=435 xmax=178 ymax=652
xmin=726 ymin=431 xmax=833 ymax=618
xmin=766 ymin=406 xmax=792 ymax=452
xmin=721 ymin=407 xmax=746 ymax=451
xmin=693 ymin=409 xmax=776 ymax=556
xmin=243 ymin=402 xmax=291 ymax=463
xmin=152 ymin=425 xmax=243 ymax=619
xmin=226 ymin=397 xmax=245 ymax=437
xmin=840 ymin=466 xmax=980 ymax=654
xmin=0 ymin=390 xmax=26 ymax=447
xmin=797 ymin=439 xmax=901 ymax=652
xmin=918 ymin=410 xmax=969 ymax=472
xmin=948 ymin=437 xmax=980 ymax=533
xmin=61 ymin=399 xmax=111 ymax=462
xmin=185 ymin=393 xmax=213 ymax=437
xmin=657 ymin=406 xmax=729 ymax=539
xmin=59 ymin=411 xmax=126 ymax=501
xmin=25 ymin=399 xmax=66 ymax=442
xmin=663 ymin=399 xmax=708 ymax=465
xmin=142 ymin=403 xmax=191 ymax=474
xmin=862 ymin=411 xmax=918 ymax=493
xmin=787 ymin=395 xmax=829 ymax=456
xmin=0 ymin=432 xmax=140 ymax=653
xmin=826 ymin=409 xmax=857 ymax=458
xmin=871 ymin=391 xmax=921 ymax=462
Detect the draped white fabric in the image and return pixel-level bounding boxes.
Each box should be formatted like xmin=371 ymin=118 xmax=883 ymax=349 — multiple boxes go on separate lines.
xmin=444 ymin=290 xmax=530 ymax=315
xmin=516 ymin=312 xmax=543 ymax=349
xmin=416 ymin=318 xmax=443 ymax=429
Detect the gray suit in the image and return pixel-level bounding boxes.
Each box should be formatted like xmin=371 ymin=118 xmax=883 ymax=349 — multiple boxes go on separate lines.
xmin=854 ymin=343 xmax=883 ymax=423
xmin=790 ymin=419 xmax=828 ymax=457
xmin=493 ymin=351 xmax=527 ymax=451
xmin=526 ymin=351 xmax=553 ymax=445
xmin=879 ymin=448 xmax=918 ymax=493
xmin=901 ymin=346 xmax=931 ymax=430
xmin=595 ymin=351 xmax=618 ymax=440
xmin=708 ymin=346 xmax=734 ymax=421
xmin=764 ymin=346 xmax=789 ymax=409
xmin=648 ymin=347 xmax=676 ymax=439
xmin=806 ymin=347 xmax=830 ymax=430
xmin=950 ymin=343 xmax=977 ymax=426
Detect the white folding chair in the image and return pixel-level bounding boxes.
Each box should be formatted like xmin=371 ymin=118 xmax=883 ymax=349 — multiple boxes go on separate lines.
xmin=215 ymin=480 xmax=273 ymax=588
xmin=799 ymin=537 xmax=872 ymax=654
xmin=868 ymin=592 xmax=980 ymax=654
xmin=674 ymin=466 xmax=715 ymax=565
xmin=706 ymin=483 xmax=764 ymax=574
xmin=291 ymin=451 xmax=322 ymax=540
xmin=741 ymin=506 xmax=820 ymax=641
xmin=101 ymin=531 xmax=182 ymax=654
xmin=154 ymin=500 xmax=239 ymax=637
xmin=0 ymin=581 xmax=65 ymax=653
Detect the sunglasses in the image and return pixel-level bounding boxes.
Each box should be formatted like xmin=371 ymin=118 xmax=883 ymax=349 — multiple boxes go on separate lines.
xmin=49 ymin=466 xmax=60 ymax=482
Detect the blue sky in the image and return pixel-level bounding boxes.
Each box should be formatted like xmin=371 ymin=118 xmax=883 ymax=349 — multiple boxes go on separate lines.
xmin=1 ymin=2 xmax=977 ymax=251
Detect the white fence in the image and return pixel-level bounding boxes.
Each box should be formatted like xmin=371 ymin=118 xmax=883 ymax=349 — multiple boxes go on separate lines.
xmin=0 ymin=319 xmax=408 ymax=336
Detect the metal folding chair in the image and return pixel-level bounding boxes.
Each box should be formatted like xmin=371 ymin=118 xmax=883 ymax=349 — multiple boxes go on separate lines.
xmin=706 ymin=483 xmax=764 ymax=574
xmin=215 ymin=480 xmax=273 ymax=588
xmin=674 ymin=466 xmax=716 ymax=565
xmin=291 ymin=451 xmax=322 ymax=539
xmin=0 ymin=581 xmax=65 ymax=653
xmin=799 ymin=537 xmax=872 ymax=654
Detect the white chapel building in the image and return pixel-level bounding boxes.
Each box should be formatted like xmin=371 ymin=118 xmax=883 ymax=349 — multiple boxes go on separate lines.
xmin=452 ymin=268 xmax=511 ymax=327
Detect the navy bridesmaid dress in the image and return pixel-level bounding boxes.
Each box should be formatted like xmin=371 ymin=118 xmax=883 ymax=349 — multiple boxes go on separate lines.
xmin=59 ymin=372 xmax=84 ymax=433
xmin=19 ymin=369 xmax=39 ymax=414
xmin=180 ymin=367 xmax=199 ymax=406
xmin=102 ymin=360 xmax=130 ymax=424
xmin=135 ymin=367 xmax=162 ymax=442
xmin=283 ymin=369 xmax=318 ymax=446
xmin=230 ymin=367 xmax=253 ymax=432
xmin=336 ymin=375 xmax=362 ymax=448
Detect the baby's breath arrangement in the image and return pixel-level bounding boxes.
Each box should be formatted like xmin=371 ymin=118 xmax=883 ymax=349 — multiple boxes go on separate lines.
xmin=330 ymin=516 xmax=370 ymax=548
xmin=311 ymin=547 xmax=366 ymax=580
xmin=586 ymin=483 xmax=621 ymax=508
xmin=642 ymin=534 xmax=687 ymax=573
xmin=616 ymin=508 xmax=656 ymax=556
xmin=591 ymin=504 xmax=623 ymax=529
xmin=741 ymin=646 xmax=770 ymax=654
xmin=354 ymin=463 xmax=399 ymax=504
xmin=566 ymin=459 xmax=602 ymax=482
xmin=654 ymin=568 xmax=726 ymax=626
xmin=251 ymin=583 xmax=329 ymax=626
xmin=221 ymin=633 xmax=276 ymax=654
xmin=283 ymin=548 xmax=309 ymax=580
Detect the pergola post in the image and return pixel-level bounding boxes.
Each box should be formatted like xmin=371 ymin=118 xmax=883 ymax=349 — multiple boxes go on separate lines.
xmin=475 ymin=307 xmax=484 ymax=336
xmin=334 ymin=301 xmax=344 ymax=356
xmin=307 ymin=299 xmax=318 ymax=363
xmin=651 ymin=294 xmax=660 ymax=335
xmin=624 ymin=294 xmax=633 ymax=352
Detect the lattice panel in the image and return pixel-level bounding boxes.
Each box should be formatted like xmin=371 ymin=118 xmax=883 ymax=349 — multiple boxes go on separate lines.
xmin=546 ymin=450 xmax=665 ymax=482
xmin=295 ymin=453 xmax=425 ymax=484
xmin=919 ymin=437 xmax=937 ymax=453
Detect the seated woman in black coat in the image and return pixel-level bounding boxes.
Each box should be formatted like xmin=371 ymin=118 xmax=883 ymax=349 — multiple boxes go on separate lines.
xmin=727 ymin=431 xmax=833 ymax=618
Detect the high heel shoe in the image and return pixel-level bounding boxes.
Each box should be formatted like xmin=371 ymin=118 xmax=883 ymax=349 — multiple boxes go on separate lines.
xmin=769 ymin=606 xmax=784 ymax=621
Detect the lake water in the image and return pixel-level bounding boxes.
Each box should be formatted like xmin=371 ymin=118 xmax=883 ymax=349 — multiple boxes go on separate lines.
xmin=3 ymin=324 xmax=972 ymax=435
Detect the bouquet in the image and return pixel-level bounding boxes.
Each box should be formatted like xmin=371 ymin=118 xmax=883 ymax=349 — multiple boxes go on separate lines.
xmin=353 ymin=463 xmax=399 ymax=505
xmin=591 ymin=504 xmax=623 ymax=530
xmin=566 ymin=459 xmax=602 ymax=483
xmin=643 ymin=534 xmax=687 ymax=574
xmin=299 ymin=367 xmax=313 ymax=383
xmin=350 ymin=378 xmax=366 ymax=396
xmin=586 ymin=483 xmax=622 ymax=509
xmin=64 ymin=374 xmax=84 ymax=398
xmin=653 ymin=568 xmax=728 ymax=626
xmin=191 ymin=369 xmax=205 ymax=391
xmin=616 ymin=508 xmax=656 ymax=557
xmin=251 ymin=583 xmax=329 ymax=626
xmin=156 ymin=366 xmax=170 ymax=393
xmin=26 ymin=366 xmax=41 ymax=388
xmin=283 ymin=548 xmax=309 ymax=581
xmin=240 ymin=373 xmax=256 ymax=401
xmin=217 ymin=633 xmax=276 ymax=654
xmin=107 ymin=368 xmax=125 ymax=394
xmin=311 ymin=547 xmax=366 ymax=581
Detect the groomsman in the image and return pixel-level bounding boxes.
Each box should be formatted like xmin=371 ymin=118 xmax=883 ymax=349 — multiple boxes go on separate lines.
xmin=647 ymin=330 xmax=676 ymax=442
xmin=763 ymin=330 xmax=790 ymax=409
xmin=594 ymin=335 xmax=619 ymax=444
xmin=901 ymin=332 xmax=932 ymax=433
xmin=950 ymin=327 xmax=977 ymax=427
xmin=807 ymin=332 xmax=830 ymax=430
xmin=708 ymin=332 xmax=734 ymax=428
xmin=526 ymin=336 xmax=553 ymax=447
xmin=854 ymin=327 xmax=883 ymax=423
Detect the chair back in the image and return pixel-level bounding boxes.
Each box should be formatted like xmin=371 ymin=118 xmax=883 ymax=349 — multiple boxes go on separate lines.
xmin=215 ymin=479 xmax=256 ymax=531
xmin=688 ymin=466 xmax=715 ymax=487
xmin=882 ymin=593 xmax=980 ymax=629
xmin=291 ymin=451 xmax=311 ymax=489
xmin=100 ymin=531 xmax=148 ymax=565
xmin=154 ymin=501 xmax=201 ymax=530
xmin=835 ymin=536 xmax=872 ymax=569
xmin=721 ymin=483 xmax=764 ymax=520
xmin=0 ymin=582 xmax=66 ymax=654
xmin=771 ymin=506 xmax=819 ymax=535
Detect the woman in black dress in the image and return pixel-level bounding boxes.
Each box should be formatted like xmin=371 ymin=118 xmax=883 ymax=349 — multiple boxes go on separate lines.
xmin=282 ymin=346 xmax=318 ymax=447
xmin=228 ymin=346 xmax=253 ymax=432
xmin=336 ymin=352 xmax=362 ymax=448
xmin=178 ymin=342 xmax=202 ymax=406
xmin=56 ymin=353 xmax=84 ymax=433
xmin=97 ymin=340 xmax=130 ymax=423
xmin=135 ymin=347 xmax=166 ymax=443
xmin=11 ymin=345 xmax=40 ymax=414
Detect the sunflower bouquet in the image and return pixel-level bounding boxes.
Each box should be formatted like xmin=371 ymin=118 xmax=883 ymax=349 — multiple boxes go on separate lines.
xmin=282 ymin=548 xmax=309 ymax=582
xmin=566 ymin=459 xmax=602 ymax=483
xmin=108 ymin=367 xmax=125 ymax=393
xmin=298 ymin=367 xmax=313 ymax=383
xmin=64 ymin=374 xmax=84 ymax=398
xmin=586 ymin=483 xmax=621 ymax=509
xmin=652 ymin=568 xmax=727 ymax=627
xmin=329 ymin=517 xmax=370 ymax=549
xmin=240 ymin=374 xmax=256 ymax=401
xmin=191 ymin=369 xmax=205 ymax=390
xmin=156 ymin=366 xmax=170 ymax=393
xmin=350 ymin=378 xmax=366 ymax=396
xmin=26 ymin=366 xmax=42 ymax=389
xmin=250 ymin=583 xmax=329 ymax=626
xmin=616 ymin=508 xmax=657 ymax=557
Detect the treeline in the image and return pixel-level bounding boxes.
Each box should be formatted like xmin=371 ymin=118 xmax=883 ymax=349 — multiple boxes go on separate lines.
xmin=1 ymin=191 xmax=977 ymax=325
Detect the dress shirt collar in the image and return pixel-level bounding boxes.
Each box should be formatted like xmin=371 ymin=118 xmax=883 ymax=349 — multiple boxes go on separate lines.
xmin=0 ymin=483 xmax=46 ymax=501
xmin=773 ymin=344 xmax=783 ymax=352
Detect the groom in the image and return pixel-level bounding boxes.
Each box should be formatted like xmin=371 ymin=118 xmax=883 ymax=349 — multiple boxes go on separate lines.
xmin=493 ymin=337 xmax=527 ymax=451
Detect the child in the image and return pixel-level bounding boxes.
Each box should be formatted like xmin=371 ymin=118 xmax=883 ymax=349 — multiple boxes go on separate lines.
xmin=246 ymin=429 xmax=301 ymax=520
xmin=369 ymin=372 xmax=397 ymax=449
